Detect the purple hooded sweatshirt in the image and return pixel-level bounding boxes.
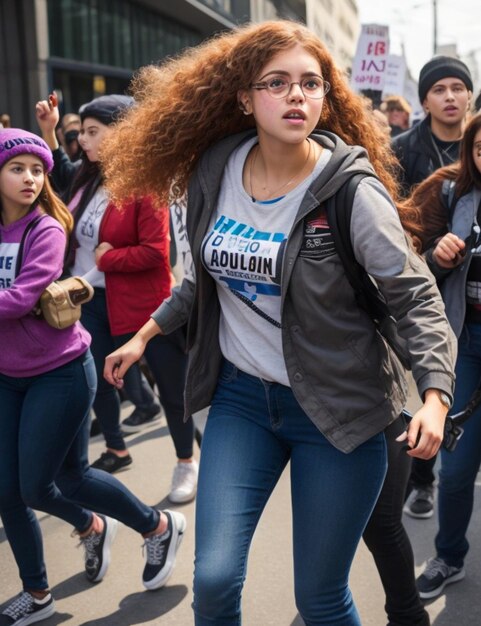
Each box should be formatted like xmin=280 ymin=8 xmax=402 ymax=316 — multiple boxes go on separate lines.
xmin=0 ymin=207 xmax=91 ymax=377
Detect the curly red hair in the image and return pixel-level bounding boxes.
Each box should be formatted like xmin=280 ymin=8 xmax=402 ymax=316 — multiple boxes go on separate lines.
xmin=102 ymin=20 xmax=400 ymax=204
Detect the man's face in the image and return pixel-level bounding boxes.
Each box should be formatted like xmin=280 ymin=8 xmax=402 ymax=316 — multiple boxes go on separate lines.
xmin=423 ymin=77 xmax=471 ymax=127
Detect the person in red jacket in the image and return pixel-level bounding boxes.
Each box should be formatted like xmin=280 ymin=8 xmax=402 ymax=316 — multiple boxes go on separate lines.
xmin=35 ymin=94 xmax=198 ymax=503
xmin=95 ymin=196 xmax=198 ymax=502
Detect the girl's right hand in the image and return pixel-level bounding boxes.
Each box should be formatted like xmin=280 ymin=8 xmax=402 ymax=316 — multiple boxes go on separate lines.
xmin=104 ymin=335 xmax=147 ymax=389
xmin=432 ymin=232 xmax=466 ymax=268
xmin=35 ymin=91 xmax=60 ymax=135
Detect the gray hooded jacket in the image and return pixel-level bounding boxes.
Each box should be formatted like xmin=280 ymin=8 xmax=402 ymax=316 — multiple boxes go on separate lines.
xmin=153 ymin=130 xmax=456 ymax=453
xmin=426 ymin=186 xmax=481 ymax=338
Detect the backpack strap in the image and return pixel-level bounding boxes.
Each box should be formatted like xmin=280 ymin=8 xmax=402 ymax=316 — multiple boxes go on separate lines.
xmin=326 ymin=173 xmax=389 ymax=322
xmin=14 ymin=215 xmax=44 ymax=278
xmin=440 ymin=179 xmax=457 ymax=226
xmin=326 ymin=173 xmax=410 ymax=369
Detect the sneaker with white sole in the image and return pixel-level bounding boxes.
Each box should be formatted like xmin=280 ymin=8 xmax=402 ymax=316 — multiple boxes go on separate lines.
xmin=0 ymin=591 xmax=55 ymax=626
xmin=168 ymin=460 xmax=198 ymax=504
xmin=142 ymin=510 xmax=186 ymax=590
xmin=416 ymin=556 xmax=465 ymax=599
xmin=403 ymin=485 xmax=434 ymax=519
xmin=78 ymin=515 xmax=118 ymax=582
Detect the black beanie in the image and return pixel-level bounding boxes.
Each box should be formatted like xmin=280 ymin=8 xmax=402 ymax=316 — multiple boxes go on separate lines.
xmin=79 ymin=94 xmax=134 ymax=126
xmin=418 ymin=56 xmax=473 ymax=103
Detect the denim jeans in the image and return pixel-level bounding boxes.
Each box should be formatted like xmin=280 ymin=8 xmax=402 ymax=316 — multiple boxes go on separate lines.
xmin=193 ymin=361 xmax=387 ymax=626
xmin=0 ymin=350 xmax=158 ymax=591
xmin=436 ymin=322 xmax=481 ymax=567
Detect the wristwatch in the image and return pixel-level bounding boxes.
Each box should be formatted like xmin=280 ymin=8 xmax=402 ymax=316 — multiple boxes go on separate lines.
xmin=436 ymin=390 xmax=452 ymax=410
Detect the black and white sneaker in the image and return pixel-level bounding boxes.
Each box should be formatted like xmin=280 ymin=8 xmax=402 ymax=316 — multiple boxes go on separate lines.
xmin=416 ymin=556 xmax=465 ymax=599
xmin=0 ymin=591 xmax=55 ymax=626
xmin=142 ymin=510 xmax=186 ymax=590
xmin=78 ymin=515 xmax=118 ymax=582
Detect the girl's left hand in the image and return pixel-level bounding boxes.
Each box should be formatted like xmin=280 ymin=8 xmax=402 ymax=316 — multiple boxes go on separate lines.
xmin=95 ymin=242 xmax=114 ymax=265
xmin=396 ymin=393 xmax=447 ymax=459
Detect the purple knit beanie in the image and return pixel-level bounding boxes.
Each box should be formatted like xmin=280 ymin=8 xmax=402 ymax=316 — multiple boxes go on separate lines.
xmin=0 ymin=128 xmax=54 ymax=173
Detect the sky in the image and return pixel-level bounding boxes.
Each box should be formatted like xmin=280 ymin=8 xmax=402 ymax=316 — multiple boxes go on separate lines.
xmin=356 ymin=0 xmax=481 ymax=83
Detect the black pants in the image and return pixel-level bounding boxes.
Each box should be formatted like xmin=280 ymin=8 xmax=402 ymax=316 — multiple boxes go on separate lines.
xmin=408 ymin=456 xmax=436 ymax=493
xmin=82 ymin=290 xmax=193 ymax=457
xmin=363 ymin=416 xmax=430 ymax=626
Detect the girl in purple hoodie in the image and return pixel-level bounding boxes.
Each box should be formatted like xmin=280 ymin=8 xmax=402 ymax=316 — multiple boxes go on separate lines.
xmin=0 ymin=129 xmax=185 ymax=626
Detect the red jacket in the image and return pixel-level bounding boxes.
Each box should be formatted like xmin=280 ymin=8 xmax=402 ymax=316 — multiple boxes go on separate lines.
xmin=97 ymin=197 xmax=171 ymax=335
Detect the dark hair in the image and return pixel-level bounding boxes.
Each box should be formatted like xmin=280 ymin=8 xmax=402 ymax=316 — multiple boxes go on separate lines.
xmin=475 ymin=89 xmax=481 ymax=113
xmin=456 ymin=113 xmax=481 ymax=197
xmin=62 ymin=157 xmax=103 ymax=268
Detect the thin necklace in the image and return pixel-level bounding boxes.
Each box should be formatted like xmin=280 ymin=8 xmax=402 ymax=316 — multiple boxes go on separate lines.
xmin=249 ymin=139 xmax=312 ymax=202
xmin=430 ymin=132 xmax=459 ymax=165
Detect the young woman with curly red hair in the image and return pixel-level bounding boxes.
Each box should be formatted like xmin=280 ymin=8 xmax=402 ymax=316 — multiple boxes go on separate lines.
xmin=102 ymin=21 xmax=456 ymax=625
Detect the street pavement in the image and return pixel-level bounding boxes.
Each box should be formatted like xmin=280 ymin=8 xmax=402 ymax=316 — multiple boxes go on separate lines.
xmin=1 ymin=389 xmax=480 ymax=625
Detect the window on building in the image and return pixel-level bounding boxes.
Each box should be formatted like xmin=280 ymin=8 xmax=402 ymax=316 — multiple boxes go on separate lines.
xmin=48 ymin=0 xmax=201 ymax=70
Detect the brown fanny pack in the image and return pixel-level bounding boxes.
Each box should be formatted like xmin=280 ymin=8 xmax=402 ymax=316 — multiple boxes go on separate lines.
xmin=11 ymin=215 xmax=95 ymax=330
xmin=35 ymin=276 xmax=94 ymax=329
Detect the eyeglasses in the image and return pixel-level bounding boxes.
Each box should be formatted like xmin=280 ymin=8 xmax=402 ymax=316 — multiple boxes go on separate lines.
xmin=251 ymin=75 xmax=330 ymax=100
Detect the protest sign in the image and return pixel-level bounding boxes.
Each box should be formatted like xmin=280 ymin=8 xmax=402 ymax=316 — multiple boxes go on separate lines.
xmin=382 ymin=54 xmax=407 ymax=97
xmin=351 ymin=24 xmax=390 ymax=92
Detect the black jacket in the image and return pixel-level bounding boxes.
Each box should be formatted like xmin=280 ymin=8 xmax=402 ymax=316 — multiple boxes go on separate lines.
xmin=392 ymin=118 xmax=444 ymax=197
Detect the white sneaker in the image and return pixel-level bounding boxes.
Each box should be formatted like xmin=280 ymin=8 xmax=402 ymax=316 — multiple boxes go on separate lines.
xmin=168 ymin=460 xmax=198 ymax=503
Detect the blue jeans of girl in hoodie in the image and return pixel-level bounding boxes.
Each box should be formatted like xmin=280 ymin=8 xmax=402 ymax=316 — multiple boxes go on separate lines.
xmin=0 ymin=350 xmax=158 ymax=590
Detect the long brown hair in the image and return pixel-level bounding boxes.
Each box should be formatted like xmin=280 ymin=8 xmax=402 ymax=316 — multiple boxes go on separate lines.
xmin=40 ymin=176 xmax=74 ymax=235
xmin=456 ymin=113 xmax=481 ymax=197
xmin=397 ymin=165 xmax=458 ymax=253
xmin=102 ymin=20 xmax=400 ymax=205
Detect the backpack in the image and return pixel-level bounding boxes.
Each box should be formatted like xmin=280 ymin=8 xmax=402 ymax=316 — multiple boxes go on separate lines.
xmin=325 ymin=173 xmax=411 ymax=370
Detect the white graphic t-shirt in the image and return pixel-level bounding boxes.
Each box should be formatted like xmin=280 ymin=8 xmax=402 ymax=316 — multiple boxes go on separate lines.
xmin=71 ymin=186 xmax=109 ymax=287
xmin=202 ymin=137 xmax=331 ymax=385
xmin=0 ymin=242 xmax=19 ymax=289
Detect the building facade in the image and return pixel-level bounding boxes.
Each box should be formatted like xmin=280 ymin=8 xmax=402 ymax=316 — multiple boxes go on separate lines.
xmin=306 ymin=0 xmax=359 ymax=72
xmin=0 ymin=0 xmax=250 ymax=129
xmin=0 ymin=0 xmax=358 ymax=131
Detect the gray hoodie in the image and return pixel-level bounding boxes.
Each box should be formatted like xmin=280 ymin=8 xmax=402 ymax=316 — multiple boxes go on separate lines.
xmin=153 ymin=130 xmax=456 ymax=453
xmin=426 ymin=187 xmax=481 ymax=338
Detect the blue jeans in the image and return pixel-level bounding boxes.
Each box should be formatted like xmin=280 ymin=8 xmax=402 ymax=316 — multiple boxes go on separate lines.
xmin=193 ymin=361 xmax=387 ymax=626
xmin=436 ymin=323 xmax=481 ymax=567
xmin=0 ymin=351 xmax=158 ymax=591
